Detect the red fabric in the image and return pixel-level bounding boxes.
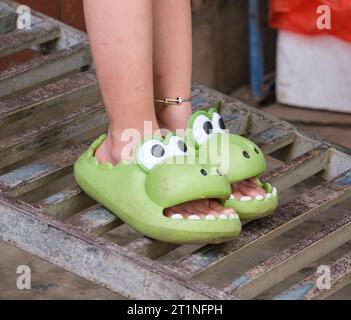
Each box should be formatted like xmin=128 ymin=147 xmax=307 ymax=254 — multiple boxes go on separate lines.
xmin=269 ymin=0 xmax=351 ymax=42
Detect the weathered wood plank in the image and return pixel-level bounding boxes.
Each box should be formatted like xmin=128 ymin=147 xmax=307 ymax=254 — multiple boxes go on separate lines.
xmin=0 ymin=7 xmax=16 ymax=33
xmin=224 ymin=214 xmax=351 ymax=299
xmin=251 ymin=127 xmax=296 ymax=155
xmin=0 ymin=102 xmax=107 ymax=169
xmin=0 ymin=70 xmax=98 ymax=126
xmin=0 ymin=140 xmax=91 ymax=196
xmin=66 ymin=206 xmax=123 ymax=235
xmin=169 ymin=170 xmax=351 ymax=278
xmin=36 ymin=185 xmax=95 ymax=219
xmin=0 ymin=21 xmax=61 ymax=57
xmin=0 ymin=196 xmax=236 ymax=299
xmin=262 ymin=146 xmax=329 ymax=192
xmin=0 ymin=43 xmax=92 ymax=98
xmin=125 ymin=237 xmax=179 ymax=260
xmin=274 ymin=251 xmax=351 ymax=300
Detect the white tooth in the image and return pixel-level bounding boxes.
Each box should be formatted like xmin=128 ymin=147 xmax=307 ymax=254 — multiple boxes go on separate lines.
xmin=266 ymin=193 xmax=273 ymax=199
xmin=205 ymin=215 xmax=216 ymax=221
xmin=273 ymin=187 xmax=278 ymax=195
xmin=229 ymin=213 xmax=239 ymax=220
xmin=219 ymin=214 xmax=228 ymax=220
xmin=171 ymin=214 xmax=183 ymax=220
xmin=229 ymin=194 xmax=235 ymax=200
xmin=188 ymin=215 xmax=201 ymax=220
xmin=256 ymin=195 xmax=264 ymax=201
xmin=240 ymin=196 xmax=252 ymax=202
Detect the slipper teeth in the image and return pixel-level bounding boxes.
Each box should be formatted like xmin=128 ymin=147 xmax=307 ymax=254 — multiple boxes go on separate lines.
xmin=256 ymin=195 xmax=264 ymax=201
xmin=273 ymin=187 xmax=278 ymax=195
xmin=188 ymin=215 xmax=201 ymax=220
xmin=205 ymin=215 xmax=216 ymax=221
xmin=229 ymin=213 xmax=239 ymax=220
xmin=240 ymin=196 xmax=252 ymax=202
xmin=171 ymin=213 xmax=184 ymax=220
xmin=219 ymin=214 xmax=228 ymax=220
xmin=229 ymin=194 xmax=235 ymax=200
xmin=266 ymin=193 xmax=273 ymax=199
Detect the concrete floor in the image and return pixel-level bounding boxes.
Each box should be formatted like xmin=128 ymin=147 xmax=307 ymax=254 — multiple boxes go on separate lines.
xmin=0 ymin=104 xmax=350 ymax=300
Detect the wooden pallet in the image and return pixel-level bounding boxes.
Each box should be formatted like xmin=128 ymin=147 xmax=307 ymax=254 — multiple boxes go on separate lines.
xmin=0 ymin=0 xmax=350 ymax=300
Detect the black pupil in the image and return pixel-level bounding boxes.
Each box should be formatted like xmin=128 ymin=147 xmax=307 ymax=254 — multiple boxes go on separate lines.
xmin=201 ymin=169 xmax=208 ymax=176
xmin=203 ymin=121 xmax=213 ymax=135
xmin=254 ymin=147 xmax=259 ymax=154
xmin=151 ymin=144 xmax=165 ymax=158
xmin=243 ymin=151 xmax=250 ymax=159
xmin=218 ymin=117 xmax=225 ymax=130
xmin=177 ymin=140 xmax=187 ymax=153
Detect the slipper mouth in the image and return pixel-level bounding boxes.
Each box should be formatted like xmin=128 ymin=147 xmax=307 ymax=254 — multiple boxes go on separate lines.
xmin=163 ymin=198 xmax=240 ymax=221
xmin=225 ymin=176 xmax=278 ymax=219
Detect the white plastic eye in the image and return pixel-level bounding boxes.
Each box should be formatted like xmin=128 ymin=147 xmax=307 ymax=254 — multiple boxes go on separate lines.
xmin=168 ymin=136 xmax=188 ymax=157
xmin=137 ymin=140 xmax=168 ymax=170
xmin=192 ymin=114 xmax=214 ymax=146
xmin=212 ymin=112 xmax=226 ymax=134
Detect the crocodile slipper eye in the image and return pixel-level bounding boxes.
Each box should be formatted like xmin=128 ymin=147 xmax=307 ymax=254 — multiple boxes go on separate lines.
xmin=212 ymin=112 xmax=226 ymax=133
xmin=192 ymin=114 xmax=214 ymax=146
xmin=168 ymin=136 xmax=188 ymax=156
xmin=138 ymin=140 xmax=169 ymax=170
xmin=254 ymin=147 xmax=260 ymax=154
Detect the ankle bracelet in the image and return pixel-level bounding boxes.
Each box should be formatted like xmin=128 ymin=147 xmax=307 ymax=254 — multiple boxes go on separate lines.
xmin=154 ymin=97 xmax=191 ymax=105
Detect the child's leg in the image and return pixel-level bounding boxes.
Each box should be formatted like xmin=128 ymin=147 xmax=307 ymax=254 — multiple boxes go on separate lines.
xmin=84 ymin=0 xmax=158 ymax=164
xmin=84 ymin=0 xmax=234 ymax=218
xmin=153 ymin=0 xmax=193 ymax=131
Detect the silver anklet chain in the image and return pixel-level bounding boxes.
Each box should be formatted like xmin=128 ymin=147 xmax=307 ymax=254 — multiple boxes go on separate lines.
xmin=154 ymin=97 xmax=191 ymax=105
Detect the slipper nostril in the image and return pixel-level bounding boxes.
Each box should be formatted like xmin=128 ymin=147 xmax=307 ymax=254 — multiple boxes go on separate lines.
xmin=243 ymin=151 xmax=250 ymax=159
xmin=216 ymin=169 xmax=223 ymax=176
xmin=201 ymin=169 xmax=208 ymax=176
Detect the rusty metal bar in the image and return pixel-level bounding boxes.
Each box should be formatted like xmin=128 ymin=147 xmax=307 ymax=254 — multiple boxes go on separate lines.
xmin=274 ymin=250 xmax=351 ymax=300
xmin=0 ymin=21 xmax=61 ymax=57
xmin=169 ymin=170 xmax=351 ymax=278
xmin=224 ymin=214 xmax=351 ymax=299
xmin=0 ymin=43 xmax=92 ymax=98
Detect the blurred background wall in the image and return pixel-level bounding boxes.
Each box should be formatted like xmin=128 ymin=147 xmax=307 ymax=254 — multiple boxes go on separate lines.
xmin=2 ymin=0 xmax=276 ymax=94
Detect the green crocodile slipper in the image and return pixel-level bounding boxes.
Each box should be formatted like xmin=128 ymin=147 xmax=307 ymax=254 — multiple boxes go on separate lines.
xmin=187 ymin=107 xmax=279 ymax=220
xmin=74 ymin=133 xmax=241 ymax=244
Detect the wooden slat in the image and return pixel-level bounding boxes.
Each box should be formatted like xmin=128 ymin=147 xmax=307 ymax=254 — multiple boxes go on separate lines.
xmin=0 ymin=102 xmax=107 ymax=169
xmin=0 ymin=43 xmax=92 ymax=98
xmin=0 ymin=140 xmax=91 ymax=196
xmin=263 ymin=146 xmax=329 ymax=191
xmin=224 ymin=214 xmax=351 ymax=299
xmin=0 ymin=196 xmax=236 ymax=300
xmin=125 ymin=237 xmax=179 ymax=260
xmin=66 ymin=206 xmax=123 ymax=235
xmin=36 ymin=185 xmax=94 ymax=219
xmin=274 ymin=251 xmax=351 ymax=300
xmin=169 ymin=170 xmax=351 ymax=278
xmin=251 ymin=127 xmax=296 ymax=155
xmin=0 ymin=7 xmax=16 ymax=33
xmin=0 ymin=21 xmax=61 ymax=57
xmin=0 ymin=69 xmax=98 ymax=126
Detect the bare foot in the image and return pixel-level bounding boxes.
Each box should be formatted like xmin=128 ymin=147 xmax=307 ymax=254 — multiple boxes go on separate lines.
xmin=231 ymin=178 xmax=266 ymax=200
